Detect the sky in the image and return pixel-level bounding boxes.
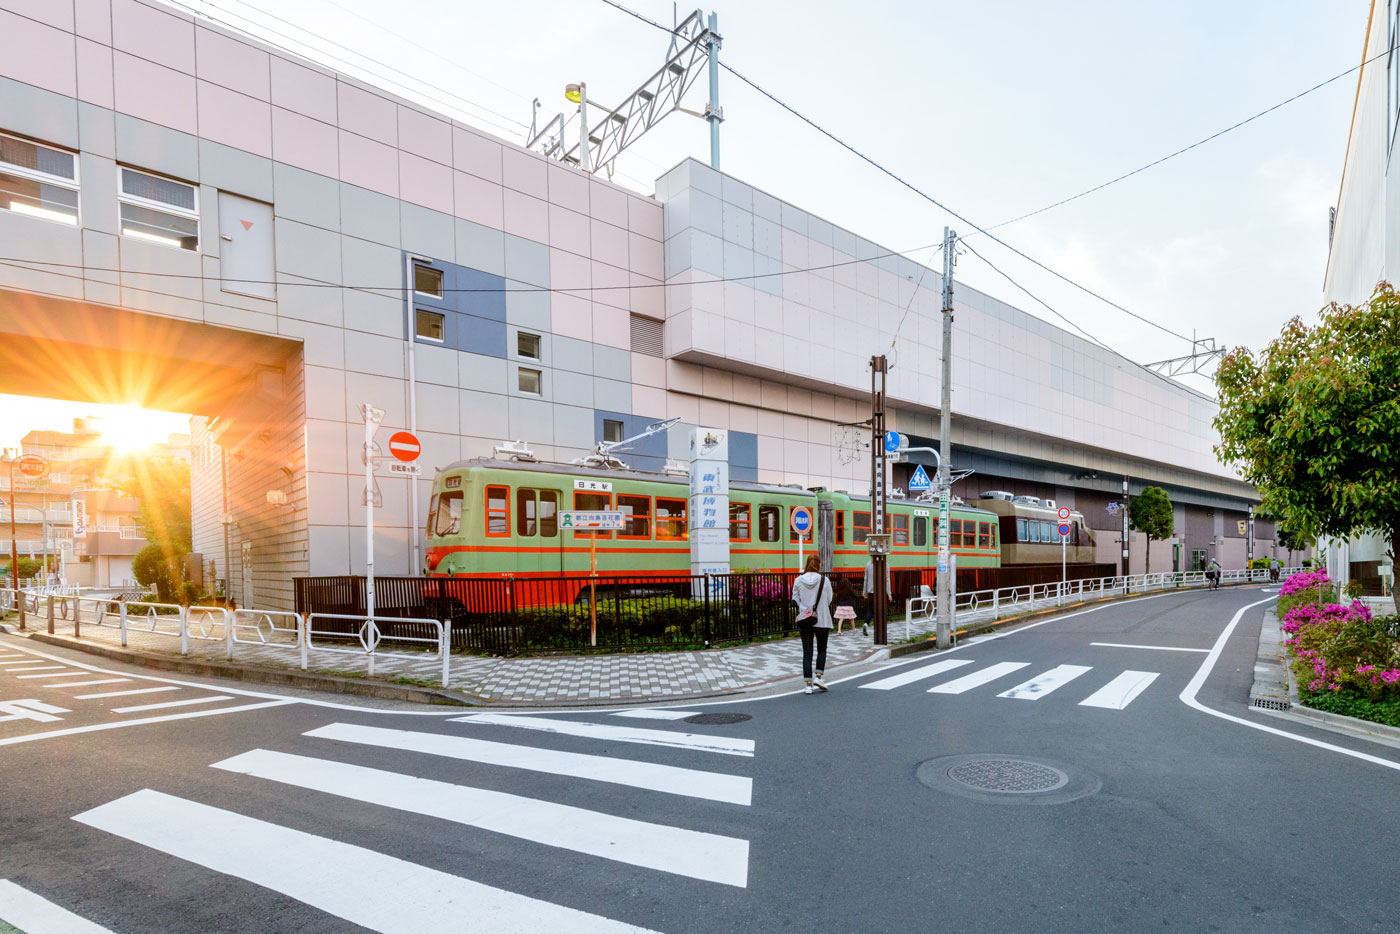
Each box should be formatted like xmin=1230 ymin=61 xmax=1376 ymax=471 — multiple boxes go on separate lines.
xmin=5 ymin=0 xmax=1370 ymax=441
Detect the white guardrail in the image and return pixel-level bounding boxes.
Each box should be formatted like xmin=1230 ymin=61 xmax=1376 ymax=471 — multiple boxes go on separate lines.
xmin=2 ymin=588 xmax=452 ymax=685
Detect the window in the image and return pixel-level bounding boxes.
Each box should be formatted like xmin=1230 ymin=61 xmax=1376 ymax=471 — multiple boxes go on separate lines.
xmin=853 ymin=510 xmax=870 ymax=545
xmin=539 ymin=491 xmax=559 ymax=537
xmin=1016 ymin=518 xmax=1028 ymax=543
xmin=913 ymin=516 xmax=928 ymax=547
xmin=617 ymin=494 xmax=651 ymax=539
xmin=414 ymin=264 xmax=443 ymax=298
xmin=729 ymin=502 xmax=751 ymax=541
xmin=426 ymin=493 xmax=439 ymax=538
xmin=656 ymin=498 xmax=687 ymax=540
xmin=0 ymin=132 xmax=78 ymax=225
xmin=573 ymin=491 xmax=611 ymax=538
xmin=484 ymin=485 xmax=509 ymax=536
xmin=891 ymin=514 xmax=909 ymax=546
xmin=518 ymin=368 xmax=542 ymax=394
xmin=951 ymin=519 xmax=962 ymax=548
xmin=991 ymin=524 xmax=998 ymax=549
xmin=517 ymin=332 xmax=541 ymax=360
xmin=978 ymin=522 xmax=991 ymax=550
xmin=789 ymin=506 xmax=813 ymax=544
xmin=1041 ymin=520 xmax=1054 ymax=542
xmin=758 ymin=505 xmax=781 ymax=543
xmin=517 ymin=489 xmax=537 ymax=537
xmin=119 ymin=167 xmax=198 ymax=250
xmin=603 ymin=419 xmax=624 ymax=444
xmin=415 ymin=309 xmax=445 ymax=342
xmin=433 ymin=491 xmax=462 ymax=536
xmin=835 ymin=510 xmax=845 ymax=545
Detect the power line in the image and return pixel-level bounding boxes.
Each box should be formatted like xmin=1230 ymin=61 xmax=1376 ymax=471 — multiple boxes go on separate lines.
xmin=594 ymin=0 xmax=1196 ymax=347
xmin=983 ymin=47 xmax=1391 ymax=233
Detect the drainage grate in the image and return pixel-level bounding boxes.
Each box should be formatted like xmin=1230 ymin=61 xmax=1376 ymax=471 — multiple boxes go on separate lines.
xmin=947 ymin=758 xmax=1068 ymax=794
xmin=1252 ymin=697 xmax=1291 ymax=711
xmin=684 ymin=713 xmax=752 ymax=725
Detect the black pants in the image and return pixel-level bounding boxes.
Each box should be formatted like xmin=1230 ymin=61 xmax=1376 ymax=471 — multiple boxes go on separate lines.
xmin=800 ymin=623 xmax=829 ymax=679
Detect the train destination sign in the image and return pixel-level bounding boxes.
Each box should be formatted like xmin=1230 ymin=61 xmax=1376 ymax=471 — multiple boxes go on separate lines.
xmin=559 ymin=511 xmax=626 ymax=530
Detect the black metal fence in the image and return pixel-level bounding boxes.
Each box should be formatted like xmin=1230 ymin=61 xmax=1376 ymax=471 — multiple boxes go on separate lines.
xmin=295 ymin=563 xmax=1118 ymax=656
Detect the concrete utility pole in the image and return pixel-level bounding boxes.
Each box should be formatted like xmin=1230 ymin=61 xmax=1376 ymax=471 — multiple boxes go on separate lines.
xmin=936 ymin=227 xmax=956 ymax=650
xmin=1121 ymin=476 xmax=1130 ymax=578
xmin=870 ymin=354 xmax=889 ymax=646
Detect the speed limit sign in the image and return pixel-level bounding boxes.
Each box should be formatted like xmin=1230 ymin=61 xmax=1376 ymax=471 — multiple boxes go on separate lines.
xmin=1058 ymin=506 xmax=1071 ymax=521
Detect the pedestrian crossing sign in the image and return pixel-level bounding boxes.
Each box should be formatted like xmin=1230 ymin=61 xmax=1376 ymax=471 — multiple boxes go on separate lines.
xmin=908 ymin=465 xmax=931 ymax=492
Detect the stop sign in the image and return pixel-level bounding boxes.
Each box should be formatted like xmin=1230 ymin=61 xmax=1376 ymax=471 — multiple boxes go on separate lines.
xmin=388 ymin=431 xmax=421 ymax=463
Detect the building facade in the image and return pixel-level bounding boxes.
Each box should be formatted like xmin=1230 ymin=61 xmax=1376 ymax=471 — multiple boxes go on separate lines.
xmin=0 ymin=0 xmax=1265 ymax=609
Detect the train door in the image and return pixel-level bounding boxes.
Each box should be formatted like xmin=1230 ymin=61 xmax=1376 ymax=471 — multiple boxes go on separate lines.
xmin=818 ymin=500 xmax=834 ymax=572
xmin=513 ymin=487 xmax=541 ymax=575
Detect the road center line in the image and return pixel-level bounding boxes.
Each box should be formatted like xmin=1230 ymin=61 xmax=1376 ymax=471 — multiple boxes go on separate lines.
xmin=1181 ymin=596 xmax=1400 ymax=772
xmin=1091 ymin=642 xmax=1210 ymax=653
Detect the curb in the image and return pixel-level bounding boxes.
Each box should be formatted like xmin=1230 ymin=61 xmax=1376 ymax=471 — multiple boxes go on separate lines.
xmin=1267 ymin=628 xmax=1400 ymax=749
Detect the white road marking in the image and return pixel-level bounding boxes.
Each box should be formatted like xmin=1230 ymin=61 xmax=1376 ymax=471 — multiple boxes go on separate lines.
xmin=0 ymin=700 xmax=295 ymax=747
xmin=18 ymin=671 xmax=91 ymax=679
xmin=1080 ymin=671 xmax=1160 ymax=709
xmin=307 ymin=722 xmax=752 ymax=805
xmin=47 ymin=679 xmax=130 ymax=688
xmin=213 ymin=750 xmax=749 ymax=887
xmin=2 ymin=665 xmax=65 ymax=671
xmin=74 ymin=687 xmax=179 ymax=700
xmin=611 ymin=709 xmax=699 ymax=720
xmin=928 ymin=662 xmax=1030 ymax=694
xmin=75 ymin=789 xmax=660 ymax=933
xmin=859 ymin=658 xmax=975 ymax=691
xmin=453 ymin=714 xmax=755 ymax=757
xmin=0 ymin=654 xmax=27 ymax=658
xmin=111 ymin=695 xmax=233 ymax=714
xmin=0 ymin=879 xmax=116 ymax=933
xmin=0 ymin=699 xmax=71 ymax=723
xmin=998 ymin=665 xmax=1093 ymax=700
xmin=1091 ymin=642 xmax=1210 ymax=653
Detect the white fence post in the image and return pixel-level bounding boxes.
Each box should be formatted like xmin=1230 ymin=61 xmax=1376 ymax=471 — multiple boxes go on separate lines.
xmin=299 ymin=613 xmax=308 ymax=671
xmin=119 ymin=601 xmax=127 ymax=646
xmin=179 ymin=605 xmax=189 ymax=656
xmin=225 ymin=607 xmax=234 ymax=662
xmin=441 ymin=620 xmax=450 ymax=687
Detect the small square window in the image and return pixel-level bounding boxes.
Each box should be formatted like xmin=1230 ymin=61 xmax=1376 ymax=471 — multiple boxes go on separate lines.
xmin=517 ymin=332 xmax=541 ymax=360
xmin=603 ymin=419 xmax=624 ymax=443
xmin=414 ymin=265 xmax=443 ymax=298
xmin=518 ymin=367 xmax=542 ymax=394
xmin=118 ymin=167 xmax=198 ymax=250
xmin=415 ymin=309 xmax=444 ymax=342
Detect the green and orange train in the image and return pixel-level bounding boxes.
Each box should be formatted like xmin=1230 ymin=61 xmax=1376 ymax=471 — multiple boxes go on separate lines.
xmin=424 ymin=458 xmax=1097 ymax=581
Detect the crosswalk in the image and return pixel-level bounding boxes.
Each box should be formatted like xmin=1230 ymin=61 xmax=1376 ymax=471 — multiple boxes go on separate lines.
xmin=860 ymin=657 xmax=1163 ymax=710
xmin=0 ymin=653 xmax=243 ymax=726
xmin=6 ymin=711 xmax=757 ymax=932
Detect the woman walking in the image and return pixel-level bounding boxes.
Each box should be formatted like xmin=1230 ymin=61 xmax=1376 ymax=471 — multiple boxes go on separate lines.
xmin=832 ymin=577 xmax=857 ymax=635
xmin=792 ymin=555 xmax=834 ymax=694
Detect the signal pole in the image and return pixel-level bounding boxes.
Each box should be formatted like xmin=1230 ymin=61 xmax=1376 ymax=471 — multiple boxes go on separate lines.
xmin=936 ymin=227 xmax=956 ymax=650
xmin=870 ymin=354 xmax=888 ymax=646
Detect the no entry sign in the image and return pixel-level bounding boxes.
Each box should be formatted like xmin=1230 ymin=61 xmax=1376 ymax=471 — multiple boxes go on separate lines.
xmin=388 ymin=431 xmax=421 ymax=462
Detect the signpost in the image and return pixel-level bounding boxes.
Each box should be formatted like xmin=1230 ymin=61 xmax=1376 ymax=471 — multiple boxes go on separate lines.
xmin=908 ymin=464 xmax=931 ymax=493
xmin=689 ymin=428 xmax=730 ymax=596
xmin=560 ymin=510 xmax=626 ymax=646
xmin=1058 ymin=506 xmax=1071 ymax=593
xmin=6 ymin=454 xmax=48 ymax=585
xmin=791 ymin=506 xmax=813 ymax=570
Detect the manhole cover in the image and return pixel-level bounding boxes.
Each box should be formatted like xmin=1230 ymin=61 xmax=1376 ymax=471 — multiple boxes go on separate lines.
xmin=684 ymin=713 xmax=752 ymax=725
xmin=916 ymin=754 xmax=1099 ymax=805
xmin=947 ymin=759 xmax=1068 ymax=794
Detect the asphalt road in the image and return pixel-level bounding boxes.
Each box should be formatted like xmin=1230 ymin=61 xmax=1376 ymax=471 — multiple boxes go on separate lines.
xmin=2 ymin=586 xmax=1397 ymax=933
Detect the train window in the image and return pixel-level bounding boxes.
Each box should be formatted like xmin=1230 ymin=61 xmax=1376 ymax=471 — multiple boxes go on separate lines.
xmin=1041 ymin=520 xmax=1054 ymax=541
xmin=950 ymin=519 xmax=961 ymax=548
xmin=835 ymin=510 xmax=845 ymax=545
xmin=1016 ymin=518 xmax=1028 ymax=543
xmin=656 ymin=498 xmax=687 ymax=539
xmin=913 ymin=516 xmax=927 ymax=547
xmin=991 ymin=524 xmax=998 ymax=549
xmin=516 ymin=489 xmax=537 ymax=537
xmin=892 ymin=514 xmax=909 ymax=545
xmin=573 ymin=491 xmax=611 ymax=538
xmin=978 ymin=522 xmax=991 ymax=549
xmin=853 ymin=511 xmax=870 ymax=544
xmin=759 ymin=505 xmax=781 ymax=542
xmin=789 ymin=506 xmax=813 ymax=544
xmin=426 ymin=493 xmax=438 ymax=538
xmin=617 ymin=495 xmax=651 ymax=539
xmin=485 ymin=486 xmax=509 ymax=536
xmin=540 ymin=491 xmax=558 ymax=537
xmin=434 ymin=491 xmax=462 ymax=536
xmin=1025 ymin=520 xmax=1038 ymax=543
xmin=730 ymin=503 xmax=751 ymax=542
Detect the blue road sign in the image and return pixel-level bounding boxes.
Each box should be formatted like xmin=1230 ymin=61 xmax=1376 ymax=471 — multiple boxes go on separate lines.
xmin=884 ymin=431 xmax=901 ymax=452
xmin=1059 ymin=523 xmax=1071 ymax=537
xmin=791 ymin=507 xmax=813 ymax=534
xmin=908 ymin=464 xmax=932 ymax=491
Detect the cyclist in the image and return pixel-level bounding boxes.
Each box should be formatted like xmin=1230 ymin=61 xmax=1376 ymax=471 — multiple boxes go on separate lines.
xmin=1268 ymin=556 xmax=1282 ymax=583
xmin=1205 ymin=557 xmax=1222 ymax=591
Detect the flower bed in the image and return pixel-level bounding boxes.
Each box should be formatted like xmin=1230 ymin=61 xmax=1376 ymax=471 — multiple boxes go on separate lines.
xmin=1278 ymin=570 xmax=1400 ymax=726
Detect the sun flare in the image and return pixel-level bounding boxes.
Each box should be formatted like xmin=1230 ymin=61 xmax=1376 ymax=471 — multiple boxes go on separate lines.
xmin=97 ymin=405 xmax=184 ymax=453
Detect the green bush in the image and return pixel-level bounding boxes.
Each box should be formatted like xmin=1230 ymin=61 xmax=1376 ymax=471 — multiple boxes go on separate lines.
xmin=1299 ymin=689 xmax=1400 ymax=727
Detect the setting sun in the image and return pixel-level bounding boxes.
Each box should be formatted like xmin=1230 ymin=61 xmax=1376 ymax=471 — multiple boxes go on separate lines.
xmin=97 ymin=405 xmax=187 ymax=453
xmin=0 ymin=395 xmax=189 ymax=453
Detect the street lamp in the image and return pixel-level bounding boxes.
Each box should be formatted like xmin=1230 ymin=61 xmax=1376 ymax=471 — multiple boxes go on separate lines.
xmin=565 ymin=82 xmax=590 ymax=171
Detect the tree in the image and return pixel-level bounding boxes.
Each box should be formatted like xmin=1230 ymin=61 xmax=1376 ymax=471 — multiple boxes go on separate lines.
xmin=131 ymin=542 xmax=179 ymax=602
xmin=1215 ymin=282 xmax=1400 ymax=613
xmin=1128 ymin=486 xmax=1174 ymax=576
xmin=114 ymin=458 xmax=191 ymax=599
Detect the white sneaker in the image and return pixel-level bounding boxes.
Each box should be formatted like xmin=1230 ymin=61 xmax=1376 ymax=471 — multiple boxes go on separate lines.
xmin=813 ymin=675 xmax=829 ymax=692
xmin=804 ymin=683 xmax=815 ymax=695
xmin=862 ymin=623 xmax=869 ymax=637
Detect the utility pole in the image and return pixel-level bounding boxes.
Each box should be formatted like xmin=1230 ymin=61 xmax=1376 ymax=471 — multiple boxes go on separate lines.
xmin=705 ymin=12 xmax=722 ymax=169
xmin=1247 ymin=505 xmax=1255 ymax=569
xmin=936 ymin=227 xmax=957 ymax=650
xmin=1120 ymin=476 xmax=1130 ymax=578
xmin=870 ymin=354 xmax=889 ymax=646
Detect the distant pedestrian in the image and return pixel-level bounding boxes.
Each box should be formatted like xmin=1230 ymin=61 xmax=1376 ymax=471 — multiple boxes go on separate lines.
xmin=862 ymin=558 xmax=891 ymax=637
xmin=832 ymin=577 xmax=857 ymax=634
xmin=792 ymin=555 xmax=833 ymax=694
